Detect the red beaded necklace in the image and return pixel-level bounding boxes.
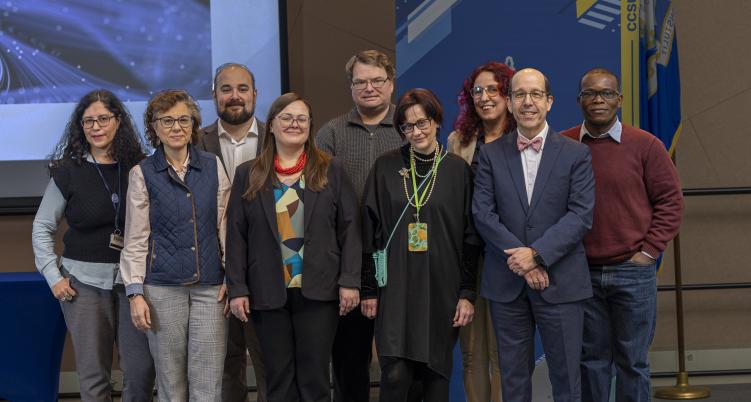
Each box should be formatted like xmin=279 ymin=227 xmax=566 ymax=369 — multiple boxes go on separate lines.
xmin=274 ymin=151 xmax=307 ymax=175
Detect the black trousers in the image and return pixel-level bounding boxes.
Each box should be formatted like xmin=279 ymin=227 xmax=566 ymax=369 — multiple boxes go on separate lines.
xmin=379 ymin=357 xmax=449 ymax=402
xmin=332 ymin=308 xmax=375 ymax=402
xmin=252 ymin=288 xmax=339 ymax=402
xmin=222 ymin=315 xmax=267 ymax=402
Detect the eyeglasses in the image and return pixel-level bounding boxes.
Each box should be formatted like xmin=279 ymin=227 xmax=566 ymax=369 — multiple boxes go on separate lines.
xmin=511 ymin=90 xmax=548 ymax=102
xmin=471 ymin=85 xmax=501 ymax=99
xmin=399 ymin=118 xmax=432 ymax=134
xmin=81 ymin=114 xmax=117 ymax=129
xmin=153 ymin=115 xmax=193 ymax=128
xmin=276 ymin=114 xmax=311 ymax=127
xmin=351 ymin=77 xmax=389 ymax=91
xmin=578 ymin=89 xmax=620 ymax=101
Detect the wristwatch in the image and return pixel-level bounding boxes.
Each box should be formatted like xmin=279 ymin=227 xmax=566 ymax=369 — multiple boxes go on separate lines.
xmin=532 ymin=249 xmax=547 ymax=269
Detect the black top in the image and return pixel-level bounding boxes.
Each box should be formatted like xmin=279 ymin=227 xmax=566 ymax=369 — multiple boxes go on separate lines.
xmin=53 ymin=159 xmax=127 ymax=263
xmin=361 ymin=144 xmax=480 ymax=379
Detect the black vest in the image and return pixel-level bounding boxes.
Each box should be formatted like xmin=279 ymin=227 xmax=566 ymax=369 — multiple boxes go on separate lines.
xmin=53 ymin=159 xmax=127 ymax=263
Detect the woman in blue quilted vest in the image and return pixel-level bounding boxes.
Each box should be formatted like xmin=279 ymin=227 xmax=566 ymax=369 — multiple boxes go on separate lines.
xmin=120 ymin=89 xmax=231 ymax=402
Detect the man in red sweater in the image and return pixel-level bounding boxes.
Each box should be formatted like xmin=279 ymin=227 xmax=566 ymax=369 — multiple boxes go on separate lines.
xmin=561 ymin=68 xmax=684 ymax=402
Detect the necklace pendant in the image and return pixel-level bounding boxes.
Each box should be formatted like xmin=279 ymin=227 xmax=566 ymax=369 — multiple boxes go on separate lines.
xmin=111 ymin=193 xmax=119 ymax=204
xmin=399 ymin=168 xmax=409 ymax=177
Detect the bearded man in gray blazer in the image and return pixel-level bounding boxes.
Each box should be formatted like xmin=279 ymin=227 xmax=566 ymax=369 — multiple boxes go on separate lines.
xmin=195 ymin=62 xmax=267 ymax=402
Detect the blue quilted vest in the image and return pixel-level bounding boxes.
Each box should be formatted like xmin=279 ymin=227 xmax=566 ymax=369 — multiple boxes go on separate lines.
xmin=141 ymin=145 xmax=223 ymax=286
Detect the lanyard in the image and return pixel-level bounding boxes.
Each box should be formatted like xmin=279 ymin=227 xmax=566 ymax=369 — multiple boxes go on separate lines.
xmin=409 ymin=152 xmax=439 ymax=220
xmin=91 ymin=156 xmax=122 ymax=235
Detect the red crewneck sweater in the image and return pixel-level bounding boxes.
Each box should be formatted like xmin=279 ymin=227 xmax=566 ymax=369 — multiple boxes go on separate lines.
xmin=561 ymin=124 xmax=684 ymax=265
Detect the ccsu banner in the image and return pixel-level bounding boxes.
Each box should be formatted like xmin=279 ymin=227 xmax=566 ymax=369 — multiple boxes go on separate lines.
xmin=396 ymin=0 xmax=679 ymax=146
xmin=395 ymin=0 xmax=680 ymax=400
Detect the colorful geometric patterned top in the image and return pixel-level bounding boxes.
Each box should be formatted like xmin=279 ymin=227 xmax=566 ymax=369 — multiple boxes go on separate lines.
xmin=274 ymin=176 xmax=305 ymax=288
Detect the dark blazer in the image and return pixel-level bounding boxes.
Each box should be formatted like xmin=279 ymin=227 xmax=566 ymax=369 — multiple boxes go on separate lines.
xmin=195 ymin=118 xmax=266 ymax=179
xmin=472 ymin=129 xmax=595 ymax=304
xmin=225 ymin=158 xmax=362 ymax=310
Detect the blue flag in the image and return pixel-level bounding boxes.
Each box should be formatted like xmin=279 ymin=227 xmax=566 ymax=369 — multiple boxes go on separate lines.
xmin=640 ymin=0 xmax=682 ymax=154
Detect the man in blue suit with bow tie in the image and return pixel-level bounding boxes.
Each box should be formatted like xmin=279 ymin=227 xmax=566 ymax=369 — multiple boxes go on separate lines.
xmin=472 ymin=68 xmax=595 ymax=402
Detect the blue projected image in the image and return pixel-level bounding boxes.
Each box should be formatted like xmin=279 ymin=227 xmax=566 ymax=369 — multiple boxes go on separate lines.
xmin=0 ymin=0 xmax=282 ymax=199
xmin=0 ymin=0 xmax=212 ymax=104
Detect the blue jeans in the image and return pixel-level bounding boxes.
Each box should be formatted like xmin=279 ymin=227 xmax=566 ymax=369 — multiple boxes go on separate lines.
xmin=581 ymin=260 xmax=657 ymax=402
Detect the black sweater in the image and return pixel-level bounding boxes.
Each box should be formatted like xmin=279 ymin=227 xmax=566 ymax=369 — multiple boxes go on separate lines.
xmin=53 ymin=159 xmax=128 ymax=263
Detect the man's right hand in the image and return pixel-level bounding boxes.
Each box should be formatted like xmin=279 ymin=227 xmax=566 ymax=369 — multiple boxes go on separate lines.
xmin=524 ymin=267 xmax=549 ymax=290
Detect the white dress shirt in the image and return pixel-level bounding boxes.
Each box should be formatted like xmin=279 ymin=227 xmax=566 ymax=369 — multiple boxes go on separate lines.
xmin=217 ymin=118 xmax=259 ymax=182
xmin=519 ymin=122 xmax=549 ymax=204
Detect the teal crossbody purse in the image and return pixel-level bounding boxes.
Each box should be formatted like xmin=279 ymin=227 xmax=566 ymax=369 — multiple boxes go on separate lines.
xmin=373 ymin=152 xmax=445 ymax=287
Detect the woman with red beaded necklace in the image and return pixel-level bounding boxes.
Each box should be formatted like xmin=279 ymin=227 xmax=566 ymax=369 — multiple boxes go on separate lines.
xmin=225 ymin=92 xmax=362 ymax=402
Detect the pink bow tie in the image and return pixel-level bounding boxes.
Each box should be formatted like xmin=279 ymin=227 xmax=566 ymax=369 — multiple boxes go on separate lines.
xmin=517 ymin=135 xmax=543 ymax=152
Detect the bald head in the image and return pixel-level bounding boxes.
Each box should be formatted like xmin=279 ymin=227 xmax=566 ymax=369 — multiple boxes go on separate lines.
xmin=510 ymin=68 xmax=550 ymax=94
xmin=507 ymin=68 xmax=553 ymax=139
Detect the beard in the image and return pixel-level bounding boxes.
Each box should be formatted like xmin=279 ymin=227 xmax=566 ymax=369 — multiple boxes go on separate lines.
xmin=219 ymin=102 xmax=255 ymax=125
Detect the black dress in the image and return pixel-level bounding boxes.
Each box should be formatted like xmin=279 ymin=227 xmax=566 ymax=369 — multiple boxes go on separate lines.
xmin=362 ymin=144 xmax=480 ymax=379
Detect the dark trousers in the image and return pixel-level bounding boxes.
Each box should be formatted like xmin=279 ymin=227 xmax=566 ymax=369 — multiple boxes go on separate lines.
xmin=222 ymin=315 xmax=268 ymax=402
xmin=378 ymin=357 xmax=449 ymax=402
xmin=252 ymin=288 xmax=339 ymax=402
xmin=332 ymin=308 xmax=374 ymax=402
xmin=61 ymin=275 xmax=155 ymax=402
xmin=489 ymin=289 xmax=584 ymax=402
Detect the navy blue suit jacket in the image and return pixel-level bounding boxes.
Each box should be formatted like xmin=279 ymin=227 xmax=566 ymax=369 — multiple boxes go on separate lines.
xmin=472 ymin=129 xmax=595 ymax=304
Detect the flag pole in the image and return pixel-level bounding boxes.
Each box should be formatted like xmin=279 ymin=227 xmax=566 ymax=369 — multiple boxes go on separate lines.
xmin=654 ymin=151 xmax=710 ymax=399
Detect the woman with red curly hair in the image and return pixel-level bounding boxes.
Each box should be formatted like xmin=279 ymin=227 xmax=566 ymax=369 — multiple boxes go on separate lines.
xmin=447 ymin=61 xmax=515 ymax=402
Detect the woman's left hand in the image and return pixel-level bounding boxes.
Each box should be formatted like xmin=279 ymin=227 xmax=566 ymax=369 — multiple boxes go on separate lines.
xmin=339 ymin=287 xmax=360 ymax=316
xmin=452 ymin=298 xmax=474 ymax=327
xmin=218 ymin=284 xmax=230 ymax=318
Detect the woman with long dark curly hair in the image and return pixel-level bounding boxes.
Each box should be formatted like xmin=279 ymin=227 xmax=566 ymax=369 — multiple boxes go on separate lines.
xmin=32 ymin=89 xmax=155 ymax=401
xmin=447 ymin=61 xmax=515 ymax=402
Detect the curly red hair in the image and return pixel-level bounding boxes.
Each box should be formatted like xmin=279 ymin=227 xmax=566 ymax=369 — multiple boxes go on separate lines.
xmin=453 ymin=61 xmax=516 ymax=146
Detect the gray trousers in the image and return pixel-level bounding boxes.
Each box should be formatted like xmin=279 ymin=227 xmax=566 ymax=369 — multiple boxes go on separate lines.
xmin=144 ymin=284 xmax=228 ymax=402
xmin=60 ymin=276 xmax=155 ymax=402
xmin=223 ymin=316 xmax=268 ymax=402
